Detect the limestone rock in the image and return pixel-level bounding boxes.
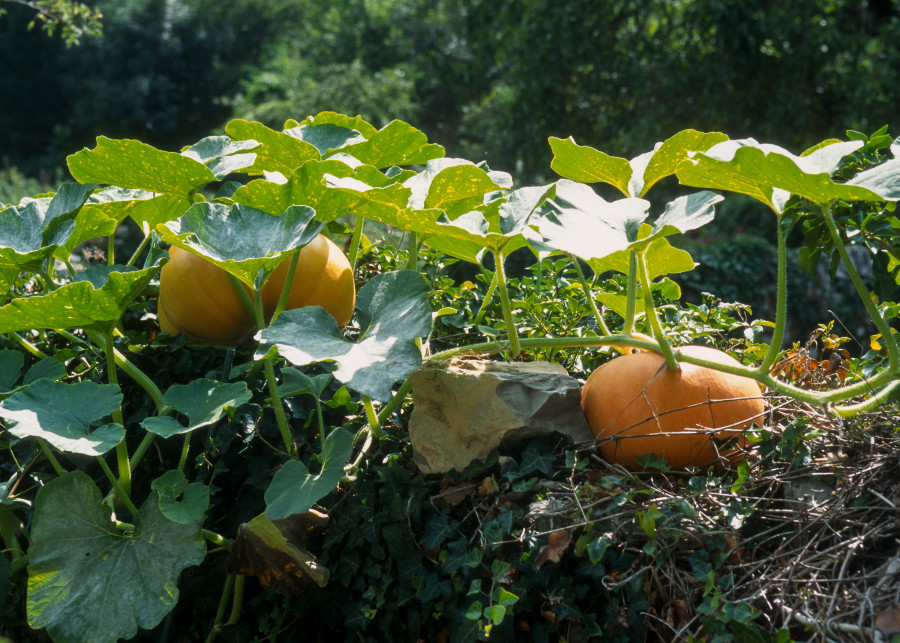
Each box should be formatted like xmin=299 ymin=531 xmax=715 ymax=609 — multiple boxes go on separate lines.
xmin=408 ymin=358 xmax=593 ymax=474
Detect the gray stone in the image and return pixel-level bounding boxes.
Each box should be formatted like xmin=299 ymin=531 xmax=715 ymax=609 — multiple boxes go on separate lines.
xmin=408 ymin=358 xmax=593 ymax=474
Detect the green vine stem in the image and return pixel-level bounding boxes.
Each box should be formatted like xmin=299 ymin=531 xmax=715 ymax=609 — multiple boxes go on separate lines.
xmin=493 ymin=249 xmax=521 ymax=357
xmin=264 ymin=357 xmax=295 ymax=456
xmin=226 ymin=274 xmax=296 ymax=456
xmin=822 ymin=201 xmax=900 ymax=369
xmin=104 ymin=329 xmax=131 ymax=498
xmin=756 ymin=217 xmax=790 ymax=373
xmin=76 ymin=328 xmax=168 ymax=415
xmin=407 ymin=231 xmax=418 ymax=270
xmin=348 ymin=215 xmax=365 ymax=272
xmin=473 ymin=270 xmax=498 ymax=326
xmin=269 ymin=250 xmax=300 ymax=325
xmin=635 ymin=250 xmax=678 ymax=370
xmin=623 ymin=251 xmax=638 ymax=336
xmin=125 ymin=228 xmax=152 ymax=267
xmin=178 ymin=433 xmax=192 ymax=472
xmin=567 ymin=252 xmax=612 ymax=336
xmin=96 ymin=454 xmax=139 ymax=516
xmin=37 ymin=438 xmax=66 ymax=476
xmin=363 ymin=396 xmax=383 ymax=438
xmin=11 ymin=332 xmax=49 ymax=359
xmin=201 ymin=529 xmax=232 ymax=550
xmin=107 ymin=233 xmax=115 ymax=266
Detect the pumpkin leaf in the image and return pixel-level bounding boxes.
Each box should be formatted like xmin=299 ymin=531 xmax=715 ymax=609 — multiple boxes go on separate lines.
xmin=226 ymin=512 xmax=330 ymax=591
xmin=67 ymin=136 xmax=217 ymax=196
xmin=231 ymin=159 xmax=410 ymax=223
xmin=258 ymin=270 xmax=432 ymax=402
xmin=277 ymin=368 xmax=333 ymax=399
xmin=335 ymin=119 xmax=445 ymax=168
xmin=224 ymin=119 xmax=320 ymax=176
xmin=150 ymin=470 xmax=210 ymax=525
xmin=264 ymin=427 xmax=354 ymax=520
xmin=549 ymin=137 xmax=633 ymax=196
xmin=0 ymin=265 xmax=157 ymax=333
xmin=0 ymin=380 xmax=123 ymax=456
xmin=181 ymin=135 xmax=259 ymax=179
xmin=633 ymin=129 xmax=730 ymax=197
xmin=140 ymin=379 xmax=252 ymax=438
xmin=534 ymin=180 xmax=651 ymax=260
xmin=0 ymin=190 xmax=87 ymax=271
xmin=158 ymin=202 xmax=322 ymax=288
xmin=27 ymin=471 xmax=206 ymax=643
xmin=676 ymin=138 xmax=881 ymax=211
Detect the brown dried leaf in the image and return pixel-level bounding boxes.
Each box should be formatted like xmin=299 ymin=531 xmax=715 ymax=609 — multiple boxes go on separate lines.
xmin=535 ymin=529 xmax=572 ymax=568
xmin=226 ymin=511 xmax=330 ymax=594
xmin=876 ymin=605 xmax=900 ymax=635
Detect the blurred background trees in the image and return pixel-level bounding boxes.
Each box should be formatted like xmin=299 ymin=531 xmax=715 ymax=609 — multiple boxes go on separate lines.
xmin=2 ymin=0 xmax=898 ymax=183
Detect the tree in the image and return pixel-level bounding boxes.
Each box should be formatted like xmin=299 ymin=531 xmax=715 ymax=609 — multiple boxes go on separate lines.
xmin=0 ymin=0 xmax=102 ymax=46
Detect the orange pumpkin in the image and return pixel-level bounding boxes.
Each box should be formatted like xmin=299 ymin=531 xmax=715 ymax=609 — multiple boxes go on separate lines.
xmin=158 ymin=234 xmax=355 ymax=345
xmin=581 ymin=346 xmax=765 ymax=470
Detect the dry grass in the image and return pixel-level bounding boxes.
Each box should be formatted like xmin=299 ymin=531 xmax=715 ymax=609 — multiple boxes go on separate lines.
xmin=524 ymin=397 xmax=900 ymax=641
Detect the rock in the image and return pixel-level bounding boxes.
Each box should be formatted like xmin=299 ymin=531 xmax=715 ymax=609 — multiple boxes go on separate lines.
xmin=408 ymin=358 xmax=593 ymax=474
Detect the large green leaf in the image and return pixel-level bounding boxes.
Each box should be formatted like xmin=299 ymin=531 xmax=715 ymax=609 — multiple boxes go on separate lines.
xmin=0 ymin=380 xmax=123 ymax=456
xmin=264 ymin=427 xmax=354 ymax=520
xmin=140 ymin=379 xmax=251 ymax=438
xmin=534 ymin=180 xmax=650 ymax=260
xmin=180 ymin=135 xmax=259 ymax=179
xmin=536 ymin=183 xmax=720 ymax=262
xmin=0 ymin=349 xmax=25 ymax=392
xmin=67 ymin=137 xmax=217 ymax=196
xmin=0 ymin=186 xmax=91 ymax=271
xmin=27 ymin=472 xmax=206 ymax=643
xmin=231 ymin=159 xmax=410 ymax=223
xmin=589 ymin=233 xmax=696 ymax=279
xmin=258 ymin=270 xmax=432 ymax=401
xmin=158 ymin=202 xmax=322 ymax=288
xmin=676 ymin=138 xmax=881 ymax=210
xmin=633 ymin=129 xmax=729 ymax=196
xmin=0 ymin=265 xmax=156 ymax=332
xmin=847 ymin=158 xmax=900 ymax=200
xmin=549 ymin=137 xmax=632 ymax=196
xmin=79 ymin=187 xmax=192 ymax=232
xmin=405 ymin=158 xmax=507 ymax=217
xmin=224 ymin=119 xmax=320 ymax=176
xmin=336 ymin=119 xmax=445 ymax=168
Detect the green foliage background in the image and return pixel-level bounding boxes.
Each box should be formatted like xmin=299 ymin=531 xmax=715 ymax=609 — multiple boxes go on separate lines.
xmin=2 ymin=0 xmax=899 ymax=184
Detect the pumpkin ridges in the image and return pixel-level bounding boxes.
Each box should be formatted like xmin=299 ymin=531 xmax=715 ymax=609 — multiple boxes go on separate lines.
xmin=158 ymin=234 xmax=355 ymax=345
xmin=582 ymin=345 xmax=765 ymax=470
xmin=159 ymin=247 xmax=255 ymax=345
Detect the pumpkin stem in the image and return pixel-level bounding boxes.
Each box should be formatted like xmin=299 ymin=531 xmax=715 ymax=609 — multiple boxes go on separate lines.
xmin=568 ymin=252 xmax=612 ymax=335
xmin=636 ymin=250 xmax=679 ymax=370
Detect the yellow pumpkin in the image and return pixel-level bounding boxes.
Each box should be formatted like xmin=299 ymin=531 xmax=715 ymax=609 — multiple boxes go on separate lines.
xmin=158 ymin=234 xmax=355 ymax=345
xmin=581 ymin=345 xmax=765 ymax=470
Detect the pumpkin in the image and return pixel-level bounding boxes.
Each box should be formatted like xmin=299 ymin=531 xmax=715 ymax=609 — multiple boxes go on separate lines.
xmin=581 ymin=345 xmax=765 ymax=470
xmin=158 ymin=234 xmax=355 ymax=345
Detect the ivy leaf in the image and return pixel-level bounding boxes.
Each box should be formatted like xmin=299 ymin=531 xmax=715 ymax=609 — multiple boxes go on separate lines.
xmin=27 ymin=471 xmax=206 ymax=643
xmin=150 ymin=470 xmax=210 ymax=525
xmin=224 ymin=119 xmax=320 ymax=176
xmin=264 ymin=427 xmax=354 ymax=520
xmin=549 ymin=136 xmax=633 ymax=196
xmin=0 ymin=380 xmax=123 ymax=456
xmin=0 ymin=265 xmax=156 ymax=333
xmin=258 ymin=270 xmax=432 ymax=402
xmin=67 ymin=136 xmax=217 ymax=196
xmin=158 ymin=202 xmax=322 ymax=288
xmin=140 ymin=379 xmax=251 ymax=438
